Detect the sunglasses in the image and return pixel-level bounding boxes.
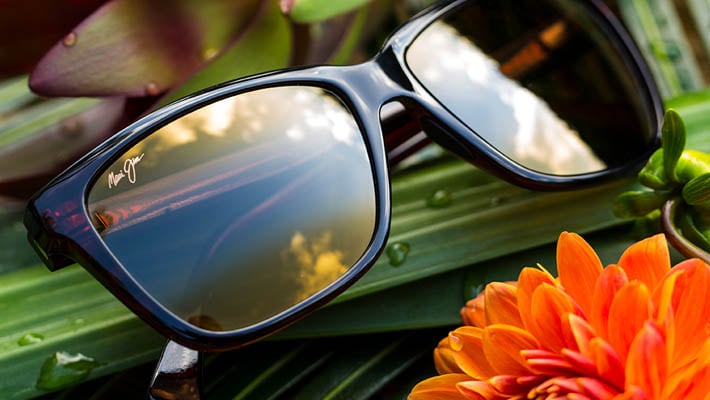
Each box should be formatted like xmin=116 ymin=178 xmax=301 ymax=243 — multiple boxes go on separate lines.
xmin=24 ymin=0 xmax=662 ymax=355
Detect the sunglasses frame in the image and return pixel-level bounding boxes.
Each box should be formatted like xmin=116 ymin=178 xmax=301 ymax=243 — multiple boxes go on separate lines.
xmin=25 ymin=0 xmax=662 ymax=351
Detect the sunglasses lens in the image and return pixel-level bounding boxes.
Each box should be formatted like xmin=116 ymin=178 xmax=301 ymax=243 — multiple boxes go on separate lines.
xmin=86 ymin=86 xmax=377 ymax=332
xmin=406 ymin=0 xmax=656 ymax=175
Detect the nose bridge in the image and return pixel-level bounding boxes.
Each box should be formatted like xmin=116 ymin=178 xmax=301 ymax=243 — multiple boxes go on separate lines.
xmin=332 ymin=48 xmax=416 ymax=110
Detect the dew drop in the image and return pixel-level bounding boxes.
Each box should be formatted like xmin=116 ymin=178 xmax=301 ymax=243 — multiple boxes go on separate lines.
xmin=18 ymin=333 xmax=44 ymax=346
xmin=36 ymin=352 xmax=101 ymax=391
xmin=202 ymin=47 xmax=218 ymax=61
xmin=448 ymin=332 xmax=463 ymax=351
xmin=145 ymin=81 xmax=161 ymax=96
xmin=427 ymin=189 xmax=452 ymax=208
xmin=62 ymin=32 xmax=77 ymax=47
xmin=386 ymin=242 xmax=410 ymax=266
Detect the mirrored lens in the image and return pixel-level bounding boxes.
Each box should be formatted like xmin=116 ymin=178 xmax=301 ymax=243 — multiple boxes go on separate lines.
xmin=406 ymin=0 xmax=656 ymax=175
xmin=87 ymin=86 xmax=377 ymax=332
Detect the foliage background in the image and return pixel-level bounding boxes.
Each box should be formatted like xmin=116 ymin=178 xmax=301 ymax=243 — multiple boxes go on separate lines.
xmin=0 ymin=0 xmax=709 ymax=398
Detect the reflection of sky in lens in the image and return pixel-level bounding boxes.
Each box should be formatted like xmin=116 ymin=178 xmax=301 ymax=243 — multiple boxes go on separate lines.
xmin=87 ymin=86 xmax=376 ymax=331
xmin=407 ymin=21 xmax=606 ymax=175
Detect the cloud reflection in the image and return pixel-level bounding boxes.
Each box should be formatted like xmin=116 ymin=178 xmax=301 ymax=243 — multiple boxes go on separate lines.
xmin=407 ymin=21 xmax=606 ymax=175
xmin=285 ymin=231 xmax=349 ymax=303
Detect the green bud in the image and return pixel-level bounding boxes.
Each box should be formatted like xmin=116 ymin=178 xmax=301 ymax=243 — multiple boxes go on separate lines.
xmin=639 ymin=150 xmax=670 ymax=189
xmin=682 ymin=173 xmax=710 ymax=206
xmin=612 ymin=190 xmax=670 ymax=218
xmin=675 ymin=150 xmax=710 ymax=183
xmin=661 ymin=109 xmax=686 ymax=183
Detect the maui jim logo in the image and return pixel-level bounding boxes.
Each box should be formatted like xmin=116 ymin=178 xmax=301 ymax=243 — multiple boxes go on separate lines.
xmin=108 ymin=153 xmax=144 ymax=189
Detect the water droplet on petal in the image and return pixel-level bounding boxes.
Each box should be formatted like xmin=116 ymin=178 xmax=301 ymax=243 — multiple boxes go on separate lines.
xmin=448 ymin=332 xmax=463 ymax=351
xmin=62 ymin=32 xmax=77 ymax=47
xmin=18 ymin=333 xmax=44 ymax=346
xmin=427 ymin=189 xmax=452 ymax=208
xmin=386 ymin=242 xmax=410 ymax=266
xmin=36 ymin=352 xmax=101 ymax=390
xmin=145 ymin=82 xmax=160 ymax=96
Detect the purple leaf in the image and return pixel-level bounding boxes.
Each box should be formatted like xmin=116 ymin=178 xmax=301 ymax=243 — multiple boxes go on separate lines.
xmin=29 ymin=0 xmax=263 ymax=97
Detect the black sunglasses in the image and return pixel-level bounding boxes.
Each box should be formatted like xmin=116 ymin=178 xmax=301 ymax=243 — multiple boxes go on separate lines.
xmin=24 ymin=0 xmax=662 ymax=355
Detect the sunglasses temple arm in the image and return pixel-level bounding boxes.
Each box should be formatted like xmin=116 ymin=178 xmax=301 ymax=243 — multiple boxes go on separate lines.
xmin=381 ymin=103 xmax=431 ymax=166
xmin=148 ymin=340 xmax=204 ymax=400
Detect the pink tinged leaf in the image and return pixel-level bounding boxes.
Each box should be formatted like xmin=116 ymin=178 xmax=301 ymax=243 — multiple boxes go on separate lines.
xmin=0 ymin=98 xmax=127 ymax=198
xmin=30 ymin=0 xmax=263 ymax=97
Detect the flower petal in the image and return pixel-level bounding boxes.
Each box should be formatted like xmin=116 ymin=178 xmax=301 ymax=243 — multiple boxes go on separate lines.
xmin=617 ymin=234 xmax=670 ymax=291
xmin=557 ymin=232 xmax=603 ymax=318
xmin=517 ymin=267 xmax=557 ymax=334
xmin=484 ymin=282 xmax=523 ymax=328
xmin=625 ymin=322 xmax=667 ymax=400
xmin=457 ymin=380 xmax=506 ymax=400
xmin=449 ymin=327 xmax=497 ymax=379
xmin=408 ymin=374 xmax=472 ymax=400
xmin=589 ymin=337 xmax=625 ymax=391
xmin=482 ymin=324 xmax=539 ymax=375
xmin=607 ymin=281 xmax=653 ymax=363
xmin=568 ymin=313 xmax=597 ymax=356
xmin=462 ymin=294 xmax=487 ymax=328
xmin=435 ymin=337 xmax=465 ymax=375
xmin=664 ymin=338 xmax=710 ymax=400
xmin=529 ymin=283 xmax=580 ymax=352
xmin=591 ymin=265 xmax=629 ymax=339
xmin=657 ymin=259 xmax=710 ymax=369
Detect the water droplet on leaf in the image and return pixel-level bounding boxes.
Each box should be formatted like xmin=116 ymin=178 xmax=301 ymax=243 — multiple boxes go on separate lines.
xmin=202 ymin=47 xmax=218 ymax=61
xmin=18 ymin=333 xmax=44 ymax=346
xmin=145 ymin=82 xmax=161 ymax=96
xmin=387 ymin=242 xmax=410 ymax=266
xmin=427 ymin=189 xmax=452 ymax=208
xmin=62 ymin=32 xmax=77 ymax=47
xmin=36 ymin=352 xmax=100 ymax=391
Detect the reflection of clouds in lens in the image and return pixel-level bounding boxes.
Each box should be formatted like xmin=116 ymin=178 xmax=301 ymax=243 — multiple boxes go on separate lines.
xmin=407 ymin=22 xmax=605 ymax=175
xmin=125 ymin=86 xmax=360 ymax=165
xmin=285 ymin=231 xmax=348 ymax=303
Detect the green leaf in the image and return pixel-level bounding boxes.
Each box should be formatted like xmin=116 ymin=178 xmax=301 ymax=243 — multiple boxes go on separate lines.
xmin=661 ymin=109 xmax=686 ymax=183
xmin=282 ymin=0 xmax=372 ymax=23
xmin=30 ymin=0 xmax=263 ymax=97
xmin=157 ymin=0 xmax=292 ymax=106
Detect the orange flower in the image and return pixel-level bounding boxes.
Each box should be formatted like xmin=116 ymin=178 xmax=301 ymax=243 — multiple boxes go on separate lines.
xmin=409 ymin=232 xmax=710 ymax=400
